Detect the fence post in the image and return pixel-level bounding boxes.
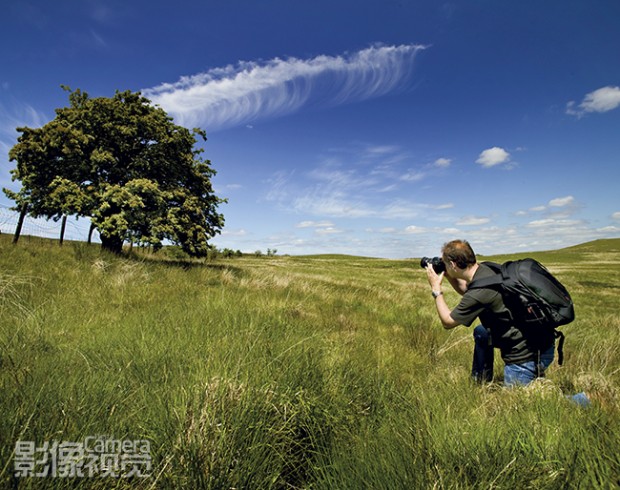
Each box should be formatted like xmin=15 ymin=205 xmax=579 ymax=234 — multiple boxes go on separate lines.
xmin=12 ymin=203 xmax=28 ymax=244
xmin=59 ymin=215 xmax=67 ymax=245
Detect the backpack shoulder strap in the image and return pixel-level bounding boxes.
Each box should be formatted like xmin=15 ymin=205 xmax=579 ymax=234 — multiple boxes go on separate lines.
xmin=468 ymin=261 xmax=503 ymax=290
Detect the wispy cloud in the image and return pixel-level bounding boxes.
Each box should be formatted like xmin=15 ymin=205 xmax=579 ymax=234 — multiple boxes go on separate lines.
xmin=143 ymin=44 xmax=426 ymax=130
xmin=515 ymin=195 xmax=579 ymax=220
xmin=315 ymin=226 xmax=344 ymax=235
xmin=264 ymin=143 xmax=455 ymax=222
xmin=0 ymin=101 xmax=49 ymax=189
xmin=90 ymin=29 xmax=108 ymax=48
xmin=456 ymin=216 xmax=491 ymax=226
xmin=526 ymin=218 xmax=583 ymax=229
xmin=0 ymin=101 xmax=48 ymax=140
xmin=296 ymin=220 xmax=334 ymax=228
xmin=434 ymin=157 xmax=452 ymax=167
xmin=567 ymin=85 xmax=620 ymax=117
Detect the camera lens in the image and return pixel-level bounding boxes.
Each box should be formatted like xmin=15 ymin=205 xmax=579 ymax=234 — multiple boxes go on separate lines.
xmin=420 ymin=256 xmax=445 ymax=274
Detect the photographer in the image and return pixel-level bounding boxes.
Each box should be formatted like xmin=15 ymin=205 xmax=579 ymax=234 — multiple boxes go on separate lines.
xmin=424 ymin=239 xmax=555 ymax=386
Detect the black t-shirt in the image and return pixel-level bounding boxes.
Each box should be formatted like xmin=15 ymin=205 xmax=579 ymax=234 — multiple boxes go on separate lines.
xmin=450 ymin=263 xmax=553 ymax=364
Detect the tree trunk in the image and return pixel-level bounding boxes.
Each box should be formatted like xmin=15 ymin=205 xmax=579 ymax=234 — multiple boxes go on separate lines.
xmin=59 ymin=215 xmax=67 ymax=245
xmin=100 ymin=234 xmax=124 ymax=254
xmin=13 ymin=203 xmax=28 ymax=244
xmin=88 ymin=222 xmax=96 ymax=244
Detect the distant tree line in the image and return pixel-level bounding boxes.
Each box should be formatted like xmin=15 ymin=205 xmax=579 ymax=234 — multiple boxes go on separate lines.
xmin=159 ymin=246 xmax=278 ymax=260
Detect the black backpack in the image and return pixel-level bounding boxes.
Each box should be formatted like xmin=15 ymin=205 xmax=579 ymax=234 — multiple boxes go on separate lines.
xmin=468 ymin=259 xmax=575 ymax=365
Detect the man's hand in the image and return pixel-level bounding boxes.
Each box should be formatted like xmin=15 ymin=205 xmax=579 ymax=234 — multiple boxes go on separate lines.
xmin=425 ymin=263 xmax=444 ymax=291
xmin=425 ymin=263 xmax=460 ymax=329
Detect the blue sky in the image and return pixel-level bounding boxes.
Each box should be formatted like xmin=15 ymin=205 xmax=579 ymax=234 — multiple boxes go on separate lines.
xmin=1 ymin=0 xmax=619 ymax=258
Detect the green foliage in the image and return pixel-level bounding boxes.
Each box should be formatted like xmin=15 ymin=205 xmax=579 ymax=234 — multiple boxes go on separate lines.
xmin=0 ymin=236 xmax=619 ymax=488
xmin=5 ymin=87 xmax=225 ymax=255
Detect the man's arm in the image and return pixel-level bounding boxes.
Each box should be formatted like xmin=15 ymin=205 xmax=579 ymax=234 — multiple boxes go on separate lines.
xmin=425 ymin=265 xmax=461 ymax=329
xmin=432 ymin=293 xmax=461 ymax=329
xmin=444 ymin=274 xmax=468 ymax=296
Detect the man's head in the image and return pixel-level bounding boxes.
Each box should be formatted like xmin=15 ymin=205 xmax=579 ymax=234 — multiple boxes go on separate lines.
xmin=441 ymin=239 xmax=477 ymax=273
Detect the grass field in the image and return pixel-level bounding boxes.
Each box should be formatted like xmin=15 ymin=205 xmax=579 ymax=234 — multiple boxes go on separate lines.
xmin=1 ymin=234 xmax=619 ymax=488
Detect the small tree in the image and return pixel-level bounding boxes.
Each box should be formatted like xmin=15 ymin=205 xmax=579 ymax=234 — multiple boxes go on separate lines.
xmin=6 ymin=87 xmax=225 ymax=255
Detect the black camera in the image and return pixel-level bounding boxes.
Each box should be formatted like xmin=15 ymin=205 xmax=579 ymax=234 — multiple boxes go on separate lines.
xmin=420 ymin=256 xmax=446 ymax=274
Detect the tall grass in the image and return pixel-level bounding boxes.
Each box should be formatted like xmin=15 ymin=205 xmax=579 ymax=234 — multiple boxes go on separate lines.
xmin=0 ymin=235 xmax=618 ymax=488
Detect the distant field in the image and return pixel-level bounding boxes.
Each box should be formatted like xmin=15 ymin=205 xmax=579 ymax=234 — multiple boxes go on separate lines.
xmin=1 ymin=235 xmax=619 ymax=488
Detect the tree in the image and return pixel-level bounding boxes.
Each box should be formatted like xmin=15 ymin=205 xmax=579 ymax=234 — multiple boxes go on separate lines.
xmin=5 ymin=87 xmax=225 ymax=255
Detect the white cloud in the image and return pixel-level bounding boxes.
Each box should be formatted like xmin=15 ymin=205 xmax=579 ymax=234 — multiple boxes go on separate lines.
xmin=434 ymin=157 xmax=452 ymax=167
xmin=296 ymin=220 xmax=334 ymax=228
xmin=404 ymin=225 xmax=427 ymax=234
xmin=612 ymin=211 xmax=620 ymax=220
xmin=90 ymin=29 xmax=108 ymax=48
xmin=0 ymin=102 xmax=48 ymax=139
xmin=434 ymin=158 xmax=452 ymax=167
xmin=548 ymin=195 xmax=574 ymax=207
xmin=264 ymin=170 xmax=294 ymax=202
xmin=143 ymin=44 xmax=426 ymax=130
xmin=476 ymin=147 xmax=510 ymax=168
xmin=597 ymin=226 xmax=620 ymax=233
xmin=400 ymin=170 xmax=426 ymax=182
xmin=294 ymin=192 xmax=375 ymax=218
xmin=315 ymin=226 xmax=344 ymax=235
xmin=526 ymin=218 xmax=581 ymax=228
xmin=456 ymin=216 xmax=490 ymax=226
xmin=365 ymin=145 xmax=401 ymax=156
xmin=567 ymin=85 xmax=620 ymax=116
xmin=220 ymin=228 xmax=247 ymax=236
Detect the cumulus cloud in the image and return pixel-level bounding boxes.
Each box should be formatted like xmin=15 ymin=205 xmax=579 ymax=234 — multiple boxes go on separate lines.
xmin=567 ymin=85 xmax=620 ymax=117
xmin=475 ymin=147 xmax=510 ymax=168
xmin=143 ymin=44 xmax=426 ymax=130
xmin=613 ymin=212 xmax=620 ymax=220
xmin=548 ymin=195 xmax=574 ymax=207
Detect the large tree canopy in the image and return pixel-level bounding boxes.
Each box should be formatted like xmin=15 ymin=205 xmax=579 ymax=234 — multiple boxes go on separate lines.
xmin=6 ymin=87 xmax=225 ymax=255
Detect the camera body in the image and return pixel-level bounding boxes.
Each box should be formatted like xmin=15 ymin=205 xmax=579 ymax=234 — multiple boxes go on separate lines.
xmin=420 ymin=256 xmax=446 ymax=274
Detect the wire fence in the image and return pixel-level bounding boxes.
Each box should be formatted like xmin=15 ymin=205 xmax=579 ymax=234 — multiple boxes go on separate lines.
xmin=0 ymin=204 xmax=100 ymax=243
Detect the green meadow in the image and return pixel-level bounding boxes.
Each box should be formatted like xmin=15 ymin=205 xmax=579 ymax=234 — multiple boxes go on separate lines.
xmin=1 ymin=235 xmax=619 ymax=489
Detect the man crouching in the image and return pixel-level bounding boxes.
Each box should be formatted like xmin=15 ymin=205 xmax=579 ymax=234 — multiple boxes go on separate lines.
xmin=425 ymin=239 xmax=554 ymax=386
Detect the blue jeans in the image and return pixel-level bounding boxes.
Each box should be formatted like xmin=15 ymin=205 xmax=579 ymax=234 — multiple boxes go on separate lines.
xmin=472 ymin=325 xmax=554 ymax=387
xmin=472 ymin=325 xmax=590 ymax=406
